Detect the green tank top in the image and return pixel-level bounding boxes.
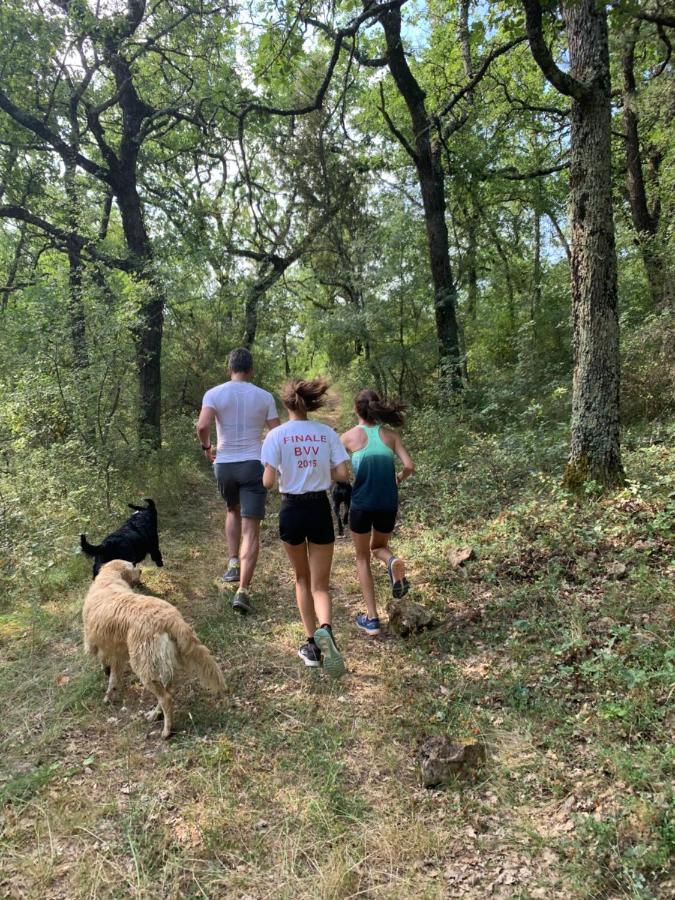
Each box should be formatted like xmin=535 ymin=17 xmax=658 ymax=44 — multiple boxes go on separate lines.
xmin=351 ymin=425 xmax=398 ymax=511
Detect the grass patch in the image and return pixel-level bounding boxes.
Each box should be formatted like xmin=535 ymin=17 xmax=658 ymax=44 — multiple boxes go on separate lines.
xmin=1 ymin=424 xmax=673 ymax=897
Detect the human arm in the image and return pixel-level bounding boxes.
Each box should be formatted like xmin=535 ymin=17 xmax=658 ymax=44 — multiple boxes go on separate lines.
xmin=196 ymin=406 xmax=216 ymax=463
xmin=331 ymin=461 xmax=350 ymax=483
xmin=262 ymin=464 xmax=277 ymax=489
xmin=265 ymin=394 xmax=280 ymax=432
xmin=393 ymin=433 xmax=415 ymax=485
xmin=260 ymin=430 xmax=280 ymax=490
xmin=329 ymin=429 xmax=351 ymax=484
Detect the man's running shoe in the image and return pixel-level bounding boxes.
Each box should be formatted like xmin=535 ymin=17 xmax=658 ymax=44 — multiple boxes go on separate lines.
xmin=232 ymin=588 xmax=253 ymax=615
xmin=298 ymin=641 xmax=322 ymax=668
xmin=355 ymin=613 xmax=381 ymax=636
xmin=387 ymin=556 xmax=409 ymax=599
xmin=314 ymin=626 xmax=346 ymax=679
xmin=221 ymin=562 xmax=240 ymax=583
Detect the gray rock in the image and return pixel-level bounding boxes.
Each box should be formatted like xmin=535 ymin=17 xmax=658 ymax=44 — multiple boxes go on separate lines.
xmin=448 ymin=546 xmax=476 ymax=569
xmin=416 ymin=736 xmax=487 ymax=787
xmin=386 ymin=597 xmax=433 ymax=636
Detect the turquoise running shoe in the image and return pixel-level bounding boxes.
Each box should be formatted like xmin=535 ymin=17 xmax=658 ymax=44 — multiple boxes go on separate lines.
xmin=313 ymin=626 xmax=346 ymax=679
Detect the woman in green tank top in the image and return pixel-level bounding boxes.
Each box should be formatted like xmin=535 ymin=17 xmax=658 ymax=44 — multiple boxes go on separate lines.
xmin=341 ymin=389 xmax=415 ymax=636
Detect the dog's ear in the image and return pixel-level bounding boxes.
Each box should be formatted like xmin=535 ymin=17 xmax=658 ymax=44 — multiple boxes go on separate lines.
xmin=103 ymin=559 xmax=140 ymax=585
xmin=119 ymin=561 xmax=141 ymax=586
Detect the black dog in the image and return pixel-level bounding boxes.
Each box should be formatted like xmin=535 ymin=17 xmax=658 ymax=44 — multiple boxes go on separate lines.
xmin=80 ymin=498 xmax=164 ymax=579
xmin=331 ymin=481 xmax=352 ymax=537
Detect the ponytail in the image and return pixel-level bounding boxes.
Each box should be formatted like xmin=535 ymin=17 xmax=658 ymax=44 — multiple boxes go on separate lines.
xmin=355 ymin=389 xmax=405 ymax=428
xmin=281 ymin=377 xmax=330 ymax=413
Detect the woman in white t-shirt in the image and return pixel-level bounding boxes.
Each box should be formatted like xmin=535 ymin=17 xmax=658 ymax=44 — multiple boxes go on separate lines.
xmin=261 ymin=378 xmax=349 ymax=677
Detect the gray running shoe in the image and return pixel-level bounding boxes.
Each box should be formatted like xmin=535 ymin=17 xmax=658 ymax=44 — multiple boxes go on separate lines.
xmin=297 ymin=641 xmax=322 ymax=668
xmin=232 ymin=588 xmax=254 ymax=615
xmin=221 ymin=564 xmax=240 ymax=584
xmin=314 ymin=626 xmax=346 ymax=679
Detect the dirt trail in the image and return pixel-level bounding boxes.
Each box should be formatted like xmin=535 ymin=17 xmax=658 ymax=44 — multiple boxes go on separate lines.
xmin=0 ymin=414 xmax=574 ymax=898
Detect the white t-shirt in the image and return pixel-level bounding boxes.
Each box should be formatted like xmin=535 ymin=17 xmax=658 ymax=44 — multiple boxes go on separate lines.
xmin=261 ymin=420 xmax=349 ymax=494
xmin=202 ymin=381 xmax=278 ymax=463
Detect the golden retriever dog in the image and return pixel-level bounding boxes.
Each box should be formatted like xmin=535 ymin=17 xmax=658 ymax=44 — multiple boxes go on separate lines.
xmin=83 ymin=559 xmax=225 ymax=738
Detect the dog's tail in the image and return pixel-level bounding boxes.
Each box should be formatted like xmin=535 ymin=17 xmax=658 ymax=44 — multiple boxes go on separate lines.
xmin=185 ymin=641 xmax=226 ymax=693
xmin=80 ymin=534 xmax=101 ymax=557
xmin=171 ymin=622 xmax=225 ymax=693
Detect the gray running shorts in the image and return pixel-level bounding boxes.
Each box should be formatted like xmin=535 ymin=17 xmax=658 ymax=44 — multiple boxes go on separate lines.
xmin=214 ymin=460 xmax=267 ymax=519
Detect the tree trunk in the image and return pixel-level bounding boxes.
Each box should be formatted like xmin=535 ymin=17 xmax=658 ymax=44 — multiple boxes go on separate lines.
xmin=105 ymin=23 xmax=164 ymax=450
xmin=64 ymin=149 xmax=89 ymax=370
xmin=66 ymin=237 xmax=89 ymax=370
xmin=420 ymin=165 xmax=462 ymax=386
xmin=562 ymin=0 xmax=624 ymax=489
xmin=241 ymin=261 xmax=288 ymax=349
xmin=282 ymin=331 xmax=291 ymax=376
xmin=478 ymin=204 xmax=515 ymax=334
xmin=532 ymin=203 xmax=541 ymax=325
xmin=622 ymin=25 xmax=673 ymax=308
xmin=116 ymin=181 xmax=163 ymax=449
xmin=242 ymin=285 xmax=259 ymax=349
xmin=465 ymin=200 xmax=479 ymax=321
xmin=379 ymin=8 xmax=462 ymax=390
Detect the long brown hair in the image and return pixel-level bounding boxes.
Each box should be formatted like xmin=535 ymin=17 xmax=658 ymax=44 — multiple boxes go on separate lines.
xmin=281 ymin=377 xmax=330 ymax=413
xmin=355 ymin=389 xmax=405 ymax=427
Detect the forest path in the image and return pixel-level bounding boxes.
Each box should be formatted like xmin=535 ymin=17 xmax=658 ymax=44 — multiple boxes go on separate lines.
xmin=1 ymin=408 xmax=577 ymax=898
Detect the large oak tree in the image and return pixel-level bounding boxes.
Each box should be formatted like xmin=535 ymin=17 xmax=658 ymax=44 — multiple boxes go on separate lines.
xmin=523 ymin=0 xmax=625 ymax=487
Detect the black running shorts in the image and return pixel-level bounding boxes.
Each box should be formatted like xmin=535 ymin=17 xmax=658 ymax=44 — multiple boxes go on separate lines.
xmin=349 ymin=507 xmax=397 ymax=535
xmin=215 ymin=460 xmax=267 ymax=518
xmin=279 ymin=493 xmax=335 ymax=545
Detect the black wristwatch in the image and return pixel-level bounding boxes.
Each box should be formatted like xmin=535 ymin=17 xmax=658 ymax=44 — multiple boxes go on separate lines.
xmin=201 ymin=443 xmax=212 ymax=451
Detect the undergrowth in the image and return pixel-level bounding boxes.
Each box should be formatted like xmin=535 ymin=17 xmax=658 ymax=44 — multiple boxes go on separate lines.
xmin=0 ymin=400 xmax=673 ymax=898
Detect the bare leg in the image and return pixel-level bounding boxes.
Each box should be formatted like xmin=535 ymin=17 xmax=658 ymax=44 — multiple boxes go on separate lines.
xmin=351 ymin=529 xmax=378 ymax=620
xmin=226 ymin=506 xmax=242 ymax=561
xmin=282 ymin=541 xmax=316 ymax=635
xmin=307 ymin=542 xmax=335 ymax=627
xmin=148 ymin=681 xmax=174 ymax=739
xmin=239 ymin=516 xmax=261 ymax=589
xmin=371 ymin=530 xmax=405 ymax=584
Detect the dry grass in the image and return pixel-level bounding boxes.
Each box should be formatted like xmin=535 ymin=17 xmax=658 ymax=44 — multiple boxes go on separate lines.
xmin=1 ymin=440 xmax=673 ymax=899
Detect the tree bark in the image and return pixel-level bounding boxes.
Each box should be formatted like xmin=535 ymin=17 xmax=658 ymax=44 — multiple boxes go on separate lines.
xmin=378 ymin=7 xmax=462 ymax=390
xmin=115 ymin=179 xmax=163 ymax=447
xmin=465 ymin=199 xmax=479 ymax=322
xmin=532 ymin=199 xmax=541 ymax=326
xmin=562 ymin=1 xmax=624 ymax=487
xmin=621 ymin=24 xmax=673 ymax=308
xmin=94 ymin=9 xmax=164 ymax=449
xmin=466 ymin=235 xmax=479 ymax=322
xmin=523 ymin=0 xmax=625 ymax=488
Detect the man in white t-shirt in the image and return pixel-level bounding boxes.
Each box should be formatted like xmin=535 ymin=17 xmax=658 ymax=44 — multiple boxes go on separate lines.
xmin=196 ymin=348 xmax=280 ymax=613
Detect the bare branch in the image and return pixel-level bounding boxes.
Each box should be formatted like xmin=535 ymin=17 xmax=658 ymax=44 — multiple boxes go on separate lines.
xmin=521 ymin=0 xmax=589 ymax=100
xmin=0 ymin=205 xmax=133 ymax=270
xmin=548 ymin=210 xmax=571 ymax=261
xmin=637 ymin=11 xmax=675 ymax=29
xmin=438 ymin=36 xmax=527 ymax=122
xmin=0 ymin=90 xmax=113 ymax=184
xmin=240 ymin=1 xmax=408 ymax=118
xmin=486 ymin=161 xmax=570 ymax=180
xmin=378 ymin=82 xmax=418 ymax=162
xmin=300 ymin=15 xmax=387 ymax=68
